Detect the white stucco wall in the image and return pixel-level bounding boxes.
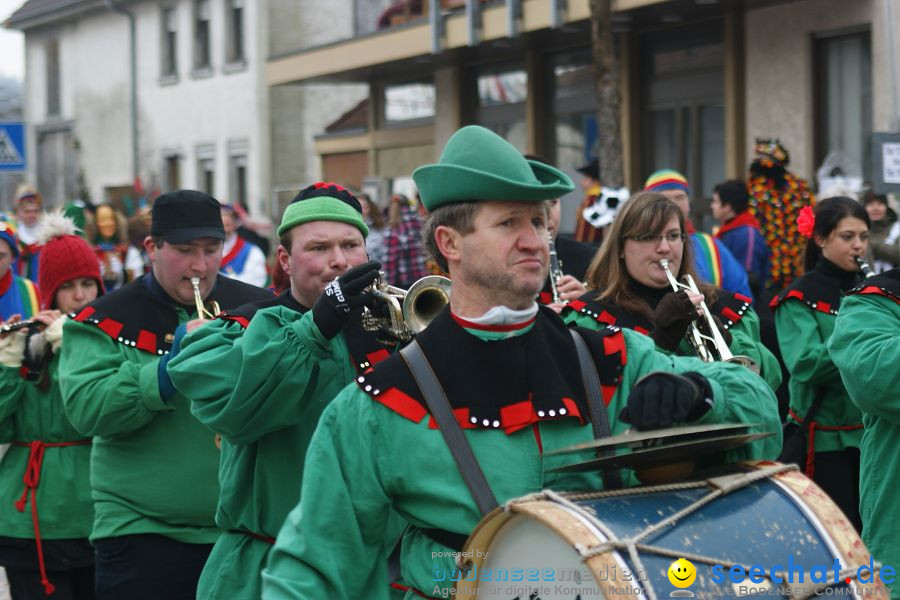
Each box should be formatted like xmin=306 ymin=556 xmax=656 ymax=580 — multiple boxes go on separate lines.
xmin=744 ymin=0 xmax=893 ymax=182
xmin=133 ymin=0 xmax=268 ymax=215
xmin=267 ymin=0 xmax=368 ymax=193
xmin=23 ymin=12 xmax=132 ymax=205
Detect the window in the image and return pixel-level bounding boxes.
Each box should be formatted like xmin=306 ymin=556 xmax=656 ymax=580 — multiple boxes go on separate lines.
xmin=161 ymin=6 xmax=178 ymax=77
xmin=194 ymin=0 xmax=211 ymax=70
xmin=383 ymin=82 xmax=435 ymax=124
xmin=226 ymin=0 xmax=245 ymax=64
xmin=197 ymin=145 xmax=215 ymax=194
xmin=815 ymin=31 xmax=872 ymax=180
xmin=165 ymin=155 xmax=181 ymax=191
xmin=475 ymin=66 xmax=528 ymax=151
xmin=229 ymin=155 xmax=247 ymax=207
xmin=46 ymin=39 xmax=60 ymax=117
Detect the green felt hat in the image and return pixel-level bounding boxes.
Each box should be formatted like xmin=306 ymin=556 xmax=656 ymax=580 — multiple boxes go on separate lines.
xmin=413 ymin=126 xmax=574 ymax=211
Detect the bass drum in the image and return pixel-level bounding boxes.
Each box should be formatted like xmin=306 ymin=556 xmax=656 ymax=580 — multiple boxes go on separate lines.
xmin=454 ymin=462 xmax=885 ymax=600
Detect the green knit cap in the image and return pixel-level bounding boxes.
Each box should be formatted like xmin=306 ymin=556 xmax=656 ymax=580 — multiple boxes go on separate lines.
xmin=277 ymin=182 xmax=369 ymax=238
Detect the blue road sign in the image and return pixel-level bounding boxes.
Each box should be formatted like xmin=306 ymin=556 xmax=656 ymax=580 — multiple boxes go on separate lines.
xmin=0 ymin=122 xmax=26 ymax=171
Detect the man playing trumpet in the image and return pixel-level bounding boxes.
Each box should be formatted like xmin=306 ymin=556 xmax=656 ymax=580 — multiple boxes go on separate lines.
xmin=59 ymin=191 xmax=270 ymax=600
xmin=167 ymin=183 xmax=402 ymax=600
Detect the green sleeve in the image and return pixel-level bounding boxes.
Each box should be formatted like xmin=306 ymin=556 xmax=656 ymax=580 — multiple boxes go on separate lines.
xmin=170 ymin=308 xmax=347 ymax=445
xmin=59 ymin=319 xmax=171 ymax=438
xmin=561 ymin=308 xmax=600 ymax=329
xmin=618 ymin=329 xmax=783 ymax=460
xmin=0 ymin=366 xmax=27 ymax=442
xmin=774 ymin=300 xmax=842 ymax=388
xmin=728 ymin=309 xmax=782 ymax=391
xmin=828 ymin=294 xmax=900 ymax=423
xmin=262 ymin=386 xmax=399 ymax=600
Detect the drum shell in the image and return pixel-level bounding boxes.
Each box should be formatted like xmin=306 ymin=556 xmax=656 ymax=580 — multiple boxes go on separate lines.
xmin=454 ymin=461 xmax=886 ymax=600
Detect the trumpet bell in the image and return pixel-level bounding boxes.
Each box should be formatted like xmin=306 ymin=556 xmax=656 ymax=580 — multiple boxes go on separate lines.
xmin=403 ymin=276 xmax=452 ymax=335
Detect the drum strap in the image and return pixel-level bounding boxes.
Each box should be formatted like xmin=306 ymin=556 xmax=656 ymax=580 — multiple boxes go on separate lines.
xmin=400 ymin=340 xmax=499 ymax=516
xmin=570 ymin=330 xmax=623 ymax=490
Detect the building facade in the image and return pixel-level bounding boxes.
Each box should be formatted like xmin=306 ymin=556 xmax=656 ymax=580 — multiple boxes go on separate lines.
xmin=268 ymin=0 xmax=897 ymax=233
xmin=6 ymin=0 xmax=366 ymax=220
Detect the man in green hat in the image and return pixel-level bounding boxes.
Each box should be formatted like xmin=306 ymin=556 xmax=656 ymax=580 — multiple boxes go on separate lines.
xmin=166 ymin=182 xmax=402 ymax=600
xmin=261 ymin=126 xmax=781 ymax=599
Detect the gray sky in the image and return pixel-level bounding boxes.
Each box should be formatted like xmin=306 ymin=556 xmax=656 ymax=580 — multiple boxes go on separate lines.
xmin=0 ymin=0 xmax=25 ymax=80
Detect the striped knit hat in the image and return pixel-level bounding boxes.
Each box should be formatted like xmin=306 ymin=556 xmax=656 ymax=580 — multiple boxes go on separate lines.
xmin=0 ymin=219 xmax=19 ymax=258
xmin=644 ymin=169 xmax=689 ymax=194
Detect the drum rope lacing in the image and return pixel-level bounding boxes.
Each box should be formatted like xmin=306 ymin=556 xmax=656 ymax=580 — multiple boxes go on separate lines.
xmin=507 ymin=465 xmax=880 ymax=600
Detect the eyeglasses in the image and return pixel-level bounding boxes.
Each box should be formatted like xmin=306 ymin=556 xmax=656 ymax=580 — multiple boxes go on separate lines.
xmin=624 ymin=232 xmax=686 ymax=245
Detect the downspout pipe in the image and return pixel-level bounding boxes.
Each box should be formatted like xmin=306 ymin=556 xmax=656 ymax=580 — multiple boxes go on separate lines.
xmin=104 ymin=0 xmax=139 ymax=184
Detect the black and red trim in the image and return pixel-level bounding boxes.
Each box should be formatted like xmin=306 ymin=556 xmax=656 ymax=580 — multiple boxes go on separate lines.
xmin=356 ymin=307 xmax=626 ymax=434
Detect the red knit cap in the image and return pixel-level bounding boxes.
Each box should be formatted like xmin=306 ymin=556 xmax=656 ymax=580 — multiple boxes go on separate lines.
xmin=38 ymin=213 xmax=104 ymax=310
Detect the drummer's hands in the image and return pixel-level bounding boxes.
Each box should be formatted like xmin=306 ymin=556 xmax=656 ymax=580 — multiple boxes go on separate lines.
xmin=620 ymin=371 xmax=714 ymax=430
xmin=556 ymin=275 xmax=586 ymax=302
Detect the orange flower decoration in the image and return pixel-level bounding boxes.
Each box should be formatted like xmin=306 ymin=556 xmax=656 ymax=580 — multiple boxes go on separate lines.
xmin=797 ymin=205 xmax=816 ymax=238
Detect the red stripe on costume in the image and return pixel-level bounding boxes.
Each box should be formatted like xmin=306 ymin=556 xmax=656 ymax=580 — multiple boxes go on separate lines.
xmin=635 ymin=326 xmax=650 ymax=335
xmin=374 ymin=388 xmax=428 ymax=424
xmin=221 ymin=236 xmax=246 ymax=267
xmin=817 ymin=301 xmax=832 ymax=314
xmin=721 ymin=307 xmax=740 ymax=323
xmin=136 ymin=330 xmax=157 ymax=353
xmin=568 ymin=299 xmax=587 ymax=311
xmin=598 ymin=310 xmax=617 ymax=325
xmin=97 ymin=318 xmax=123 ymax=339
xmin=450 ymin=312 xmax=536 ymax=332
xmin=500 ymin=399 xmax=537 ymax=434
xmin=367 ymin=349 xmax=391 ymax=365
xmin=220 ymin=314 xmax=251 ymax=329
xmin=602 ymin=330 xmax=626 ymax=359
xmin=73 ymin=306 xmax=96 ymax=322
xmin=428 ymin=407 xmax=474 ymax=430
xmin=734 ymin=293 xmax=753 ymax=304
xmin=856 ymin=285 xmax=900 ymax=305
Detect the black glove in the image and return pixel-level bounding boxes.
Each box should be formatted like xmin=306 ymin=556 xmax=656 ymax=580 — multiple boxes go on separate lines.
xmin=619 ymin=371 xmax=714 ymax=431
xmin=312 ymin=261 xmax=381 ymax=339
xmin=649 ymin=290 xmax=696 ymax=352
xmin=698 ymin=314 xmax=733 ymax=347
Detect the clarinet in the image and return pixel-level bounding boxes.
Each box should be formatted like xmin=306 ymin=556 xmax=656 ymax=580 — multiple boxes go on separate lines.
xmin=855 ymin=256 xmax=875 ymax=279
xmin=548 ymin=234 xmax=564 ymax=304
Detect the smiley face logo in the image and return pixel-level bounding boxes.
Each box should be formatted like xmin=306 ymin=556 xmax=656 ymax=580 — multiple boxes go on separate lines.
xmin=668 ymin=558 xmax=696 ymax=588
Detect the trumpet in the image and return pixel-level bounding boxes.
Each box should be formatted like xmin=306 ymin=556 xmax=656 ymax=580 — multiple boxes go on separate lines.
xmin=855 ymin=256 xmax=875 ymax=279
xmin=0 ymin=319 xmax=42 ymax=334
xmin=190 ymin=277 xmax=221 ymax=320
xmin=548 ymin=234 xmax=564 ymax=304
xmin=659 ymin=259 xmax=759 ymax=372
xmin=362 ymin=273 xmax=452 ymax=341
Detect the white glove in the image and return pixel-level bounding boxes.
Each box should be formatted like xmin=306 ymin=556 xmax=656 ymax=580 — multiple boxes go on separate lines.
xmin=44 ymin=315 xmax=67 ymax=353
xmin=0 ymin=330 xmax=27 ymax=368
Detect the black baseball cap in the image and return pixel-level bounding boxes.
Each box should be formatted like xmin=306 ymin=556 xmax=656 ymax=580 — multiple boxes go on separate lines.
xmin=150 ymin=190 xmax=226 ymax=244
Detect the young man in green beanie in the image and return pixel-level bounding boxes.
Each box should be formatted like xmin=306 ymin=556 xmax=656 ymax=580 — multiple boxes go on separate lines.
xmin=58 ymin=190 xmax=271 ymax=600
xmin=167 ymin=183 xmax=402 ymax=600
xmin=261 ymin=126 xmax=782 ymax=599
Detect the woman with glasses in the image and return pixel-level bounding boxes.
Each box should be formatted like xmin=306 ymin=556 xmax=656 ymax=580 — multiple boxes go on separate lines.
xmin=771 ymin=196 xmax=870 ymax=532
xmin=562 ymin=191 xmax=781 ymax=392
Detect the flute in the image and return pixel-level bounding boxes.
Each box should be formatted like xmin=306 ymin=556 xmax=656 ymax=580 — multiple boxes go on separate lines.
xmin=0 ymin=319 xmax=42 ymax=334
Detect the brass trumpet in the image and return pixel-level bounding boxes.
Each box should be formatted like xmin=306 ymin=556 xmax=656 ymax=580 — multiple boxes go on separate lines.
xmin=362 ymin=273 xmax=452 ymax=341
xmin=659 ymin=259 xmax=759 ymax=372
xmin=190 ymin=277 xmax=221 ymax=320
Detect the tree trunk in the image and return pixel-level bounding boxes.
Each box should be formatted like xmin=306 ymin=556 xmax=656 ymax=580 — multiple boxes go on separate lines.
xmin=589 ymin=0 xmax=624 ymax=188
